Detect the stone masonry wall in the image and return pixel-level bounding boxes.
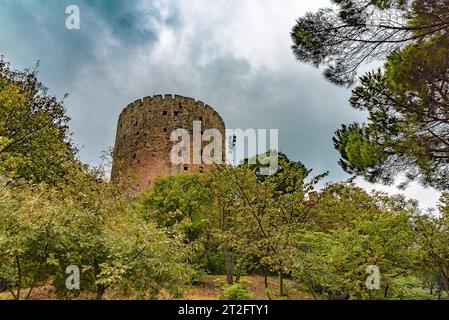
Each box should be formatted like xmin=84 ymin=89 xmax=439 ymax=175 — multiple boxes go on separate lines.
xmin=111 ymin=94 xmax=226 ymax=191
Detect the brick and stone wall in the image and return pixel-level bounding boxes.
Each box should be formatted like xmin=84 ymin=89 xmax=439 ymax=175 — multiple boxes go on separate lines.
xmin=111 ymin=94 xmax=226 ymax=191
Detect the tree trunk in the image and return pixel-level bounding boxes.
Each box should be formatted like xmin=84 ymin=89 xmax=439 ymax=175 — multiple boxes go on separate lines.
xmin=442 ymin=276 xmax=449 ymax=296
xmin=235 ymin=264 xmax=242 ymax=284
xmin=225 ymin=251 xmax=235 ymax=285
xmin=96 ymin=285 xmax=106 ymax=300
xmin=384 ymin=284 xmax=389 ymax=299
xmin=279 ymin=273 xmax=285 ymax=297
xmin=15 ymin=255 xmax=22 ymax=300
xmin=262 ymin=265 xmax=272 ymax=300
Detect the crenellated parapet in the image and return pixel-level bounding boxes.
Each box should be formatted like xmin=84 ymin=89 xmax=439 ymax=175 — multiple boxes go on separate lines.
xmin=112 ymin=94 xmax=226 ymax=191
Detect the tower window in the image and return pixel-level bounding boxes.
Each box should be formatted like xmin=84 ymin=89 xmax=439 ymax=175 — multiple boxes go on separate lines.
xmin=162 ymin=111 xmax=168 ymax=116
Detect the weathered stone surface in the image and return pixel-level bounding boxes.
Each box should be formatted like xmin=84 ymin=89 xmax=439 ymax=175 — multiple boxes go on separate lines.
xmin=111 ymin=94 xmax=226 ymax=191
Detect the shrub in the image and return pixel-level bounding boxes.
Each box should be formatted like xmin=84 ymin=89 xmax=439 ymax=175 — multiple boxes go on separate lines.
xmin=219 ymin=283 xmax=253 ymax=300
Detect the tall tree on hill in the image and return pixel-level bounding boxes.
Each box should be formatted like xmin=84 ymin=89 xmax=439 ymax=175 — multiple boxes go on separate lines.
xmin=291 ymin=1 xmax=449 ymax=190
xmin=291 ymin=0 xmax=449 ymax=86
xmin=0 ymin=58 xmax=76 ymax=185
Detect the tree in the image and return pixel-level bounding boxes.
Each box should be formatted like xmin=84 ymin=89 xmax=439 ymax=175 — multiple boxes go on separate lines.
xmin=0 ymin=168 xmax=191 ymax=300
xmin=0 ymin=57 xmax=75 ymax=185
xmin=333 ymin=35 xmax=449 ymax=189
xmin=206 ymin=153 xmax=325 ymax=297
xmin=413 ymin=193 xmax=449 ymax=297
xmin=294 ymin=183 xmax=421 ymax=300
xmin=52 ymin=168 xmax=192 ymax=300
xmin=291 ymin=1 xmax=449 ymax=189
xmin=291 ymin=0 xmax=449 ymax=86
xmin=204 ymin=166 xmax=247 ymax=285
xmin=0 ymin=184 xmax=64 ymax=300
xmin=134 ymin=173 xmax=221 ymax=280
xmin=136 ymin=174 xmax=212 ymax=243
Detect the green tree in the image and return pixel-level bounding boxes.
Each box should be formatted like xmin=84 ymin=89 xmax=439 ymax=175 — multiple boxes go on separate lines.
xmin=0 ymin=57 xmax=190 ymax=300
xmin=292 ymin=1 xmax=449 ymax=190
xmin=413 ymin=193 xmax=449 ymax=297
xmin=333 ymin=36 xmax=449 ymax=189
xmin=0 ymin=58 xmax=75 ymax=185
xmin=206 ymin=154 xmax=325 ymax=297
xmin=0 ymin=169 xmax=191 ymax=300
xmin=0 ymin=184 xmax=64 ymax=300
xmin=291 ymin=0 xmax=449 ymax=86
xmin=134 ymin=173 xmax=219 ymax=280
xmin=136 ymin=173 xmax=212 ymax=243
xmin=294 ymin=184 xmax=420 ymax=300
xmin=52 ymin=169 xmax=192 ymax=300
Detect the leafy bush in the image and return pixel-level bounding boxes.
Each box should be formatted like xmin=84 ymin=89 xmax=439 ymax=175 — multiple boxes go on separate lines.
xmin=219 ymin=283 xmax=253 ymax=300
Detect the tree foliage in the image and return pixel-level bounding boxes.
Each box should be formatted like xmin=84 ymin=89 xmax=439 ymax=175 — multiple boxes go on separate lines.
xmin=291 ymin=0 xmax=449 ymax=86
xmin=291 ymin=1 xmax=449 ymax=189
xmin=0 ymin=170 xmax=191 ymax=300
xmin=205 ymin=154 xmax=325 ymax=296
xmin=412 ymin=194 xmax=449 ymax=295
xmin=333 ymin=35 xmax=449 ymax=189
xmin=0 ymin=58 xmax=76 ymax=185
xmin=295 ymin=183 xmax=420 ymax=299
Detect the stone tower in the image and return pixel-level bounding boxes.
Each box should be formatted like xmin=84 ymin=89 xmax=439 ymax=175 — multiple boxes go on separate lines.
xmin=111 ymin=94 xmax=226 ymax=191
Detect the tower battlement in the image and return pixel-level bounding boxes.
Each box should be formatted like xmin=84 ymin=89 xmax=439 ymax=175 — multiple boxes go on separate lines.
xmin=111 ymin=94 xmax=226 ymax=190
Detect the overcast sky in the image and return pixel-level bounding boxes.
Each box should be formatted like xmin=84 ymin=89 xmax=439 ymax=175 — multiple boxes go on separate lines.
xmin=0 ymin=0 xmax=442 ymax=209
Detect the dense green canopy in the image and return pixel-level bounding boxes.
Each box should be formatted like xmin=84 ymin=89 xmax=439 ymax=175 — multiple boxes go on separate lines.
xmin=292 ymin=0 xmax=449 ymax=190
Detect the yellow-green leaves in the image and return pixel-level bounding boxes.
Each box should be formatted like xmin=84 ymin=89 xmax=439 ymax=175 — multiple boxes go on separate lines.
xmin=0 ymin=60 xmax=75 ymax=186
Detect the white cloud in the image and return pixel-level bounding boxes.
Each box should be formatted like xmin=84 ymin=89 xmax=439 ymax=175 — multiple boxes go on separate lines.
xmin=355 ymin=178 xmax=441 ymax=211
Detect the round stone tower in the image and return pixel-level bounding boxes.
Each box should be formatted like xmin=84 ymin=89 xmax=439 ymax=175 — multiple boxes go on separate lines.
xmin=111 ymin=94 xmax=226 ymax=191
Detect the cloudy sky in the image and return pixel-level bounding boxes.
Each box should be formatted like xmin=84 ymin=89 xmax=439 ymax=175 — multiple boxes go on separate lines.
xmin=0 ymin=0 xmax=441 ymax=208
